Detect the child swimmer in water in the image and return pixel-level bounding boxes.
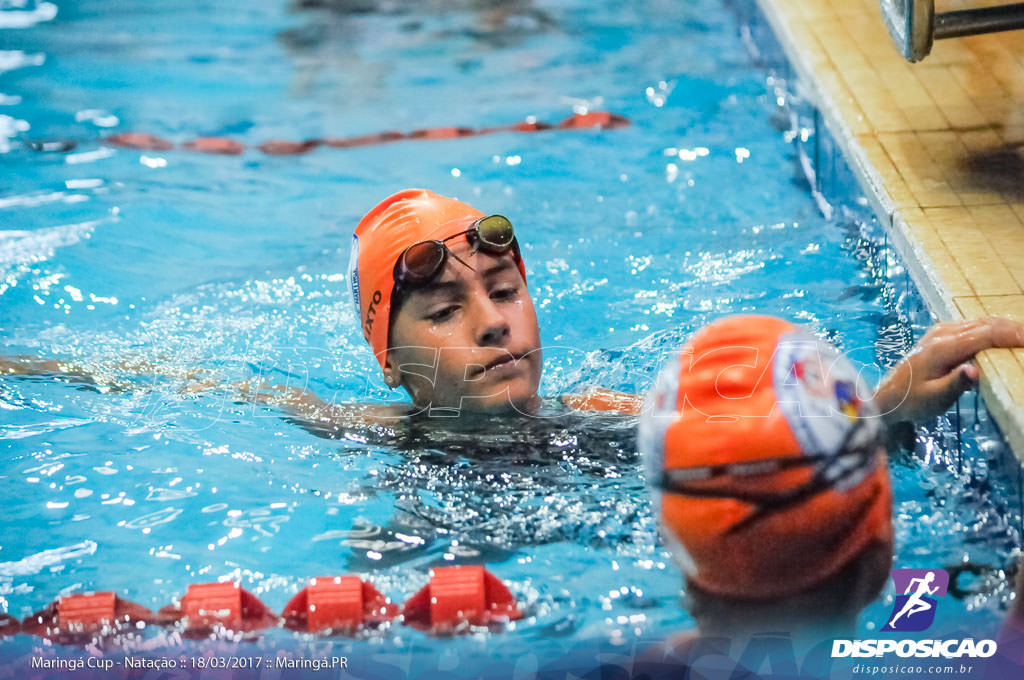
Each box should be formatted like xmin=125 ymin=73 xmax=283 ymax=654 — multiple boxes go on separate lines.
xmin=3 ymin=187 xmax=1024 ymax=439
xmin=631 ymin=315 xmax=1024 ymax=676
xmin=239 ymin=187 xmax=1024 ymax=439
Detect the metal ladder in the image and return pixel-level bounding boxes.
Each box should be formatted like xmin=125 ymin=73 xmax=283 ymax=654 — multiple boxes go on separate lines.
xmin=880 ymin=0 xmax=1024 ymax=61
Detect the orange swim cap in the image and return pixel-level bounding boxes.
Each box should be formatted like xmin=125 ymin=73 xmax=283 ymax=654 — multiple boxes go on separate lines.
xmin=348 ymin=189 xmax=528 ymax=371
xmin=639 ymin=315 xmax=893 ymax=600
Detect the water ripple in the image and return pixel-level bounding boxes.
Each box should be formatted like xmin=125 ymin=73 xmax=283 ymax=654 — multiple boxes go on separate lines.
xmin=0 ymin=540 xmax=96 ymax=578
xmin=0 ymin=221 xmax=98 ymax=268
xmin=0 ymin=2 xmax=57 ymax=29
xmin=0 ymin=49 xmax=44 ymax=75
xmin=124 ymin=507 xmax=183 ymax=530
xmin=0 ymin=417 xmax=92 ymax=439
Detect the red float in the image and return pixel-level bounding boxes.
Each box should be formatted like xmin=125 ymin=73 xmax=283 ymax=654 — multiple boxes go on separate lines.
xmin=282 ymin=576 xmax=398 ymax=633
xmin=402 ymin=565 xmax=522 ymax=633
xmin=323 ymin=131 xmax=406 ymax=148
xmin=106 ymin=132 xmax=174 ymax=150
xmin=409 ymin=126 xmax=476 ymax=140
xmin=182 ymin=137 xmax=246 ymax=155
xmin=158 ymin=582 xmax=278 ymax=633
xmin=558 ymin=111 xmax=631 ymax=129
xmin=258 ymin=139 xmax=322 ymax=156
xmin=21 ymin=592 xmax=153 ymax=639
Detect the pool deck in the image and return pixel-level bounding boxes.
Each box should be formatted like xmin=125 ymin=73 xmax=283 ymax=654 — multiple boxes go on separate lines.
xmin=756 ymin=0 xmax=1024 ymax=461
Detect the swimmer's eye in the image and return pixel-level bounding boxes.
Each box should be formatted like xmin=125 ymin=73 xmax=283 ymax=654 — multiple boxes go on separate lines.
xmin=490 ymin=287 xmax=519 ymax=301
xmin=426 ymin=306 xmax=459 ymax=322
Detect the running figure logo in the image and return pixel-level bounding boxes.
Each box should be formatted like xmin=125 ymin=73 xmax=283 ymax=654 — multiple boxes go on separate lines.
xmin=882 ymin=568 xmax=950 ymax=632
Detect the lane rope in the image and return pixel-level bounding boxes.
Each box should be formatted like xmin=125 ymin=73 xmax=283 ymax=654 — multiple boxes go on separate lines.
xmin=13 ymin=565 xmax=522 ymax=642
xmin=101 ymin=111 xmax=630 ymax=156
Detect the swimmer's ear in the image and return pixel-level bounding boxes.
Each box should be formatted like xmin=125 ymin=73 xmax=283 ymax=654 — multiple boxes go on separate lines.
xmin=382 ymin=359 xmax=400 ymax=390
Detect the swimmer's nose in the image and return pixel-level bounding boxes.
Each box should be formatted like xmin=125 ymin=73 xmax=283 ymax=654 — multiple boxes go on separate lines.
xmin=474 ymin=297 xmax=511 ymax=347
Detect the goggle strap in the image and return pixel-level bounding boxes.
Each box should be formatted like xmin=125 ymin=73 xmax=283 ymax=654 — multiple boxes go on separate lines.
xmin=446 ymin=248 xmax=475 ymax=273
xmin=659 ymin=446 xmax=878 ymax=534
xmin=727 ymin=473 xmax=882 ymax=536
xmin=661 ymin=452 xmax=837 ymax=485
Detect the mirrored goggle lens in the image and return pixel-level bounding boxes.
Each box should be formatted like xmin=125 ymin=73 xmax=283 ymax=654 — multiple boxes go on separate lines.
xmin=474 ymin=215 xmax=515 ymax=251
xmin=399 ymin=240 xmax=447 ymax=284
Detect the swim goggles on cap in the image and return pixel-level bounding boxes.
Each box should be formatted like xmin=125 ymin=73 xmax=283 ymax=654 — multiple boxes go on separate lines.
xmin=392 ymin=215 xmax=519 ymax=288
xmin=657 ymin=420 xmax=882 ymax=534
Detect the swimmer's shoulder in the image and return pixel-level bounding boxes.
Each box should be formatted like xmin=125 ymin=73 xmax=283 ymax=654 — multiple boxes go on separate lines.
xmin=559 ymin=387 xmax=642 ymax=415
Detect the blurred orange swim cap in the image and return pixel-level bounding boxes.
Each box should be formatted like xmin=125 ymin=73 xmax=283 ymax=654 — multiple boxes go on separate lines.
xmin=348 ymin=189 xmax=528 ymax=371
xmin=639 ymin=315 xmax=893 ymax=600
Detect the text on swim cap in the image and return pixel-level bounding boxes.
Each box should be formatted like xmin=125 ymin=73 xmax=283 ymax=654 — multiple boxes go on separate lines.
xmin=364 ymin=290 xmax=383 ymax=337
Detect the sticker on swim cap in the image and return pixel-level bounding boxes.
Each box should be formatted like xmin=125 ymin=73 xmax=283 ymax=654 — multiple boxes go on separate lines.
xmin=773 ymin=330 xmax=880 ymax=458
xmin=639 ymin=350 xmax=681 ymax=485
xmin=347 ymin=234 xmax=361 ymax=321
xmin=638 ymin=350 xmax=699 ymax=578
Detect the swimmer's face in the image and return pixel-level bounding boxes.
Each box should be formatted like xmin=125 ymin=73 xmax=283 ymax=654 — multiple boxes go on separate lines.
xmin=384 ymin=242 xmax=542 ymax=414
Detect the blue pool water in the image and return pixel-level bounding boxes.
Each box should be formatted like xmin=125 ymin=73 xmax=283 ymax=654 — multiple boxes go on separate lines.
xmin=2 ymin=0 xmax=1022 ymax=675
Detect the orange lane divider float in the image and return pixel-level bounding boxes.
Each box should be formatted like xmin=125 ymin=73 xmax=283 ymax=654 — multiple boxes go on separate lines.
xmin=157 ymin=582 xmax=280 ymax=637
xmin=104 ymin=111 xmax=630 ymax=156
xmin=401 ymin=565 xmax=520 ymax=633
xmin=17 ymin=565 xmax=521 ymax=641
xmin=282 ymin=576 xmax=398 ymax=633
xmin=21 ymin=592 xmax=153 ymax=644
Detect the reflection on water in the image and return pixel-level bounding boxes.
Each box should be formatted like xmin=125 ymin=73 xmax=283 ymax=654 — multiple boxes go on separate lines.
xmin=283 ymin=0 xmax=557 ymax=45
xmin=279 ymin=0 xmax=558 ymax=99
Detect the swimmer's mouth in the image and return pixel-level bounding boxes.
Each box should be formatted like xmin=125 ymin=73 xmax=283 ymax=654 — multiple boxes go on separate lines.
xmin=477 ymin=352 xmax=525 ymax=374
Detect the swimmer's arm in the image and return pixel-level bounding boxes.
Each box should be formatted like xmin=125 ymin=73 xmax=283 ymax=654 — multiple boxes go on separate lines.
xmin=874 ymin=317 xmax=1024 ymax=427
xmin=560 ymin=387 xmax=642 ymax=415
xmin=2 ymin=353 xmax=409 ymax=436
xmin=0 ymin=355 xmax=92 ymax=380
xmin=1 ymin=353 xmax=214 ymax=391
xmin=234 ymin=380 xmax=412 ymax=438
